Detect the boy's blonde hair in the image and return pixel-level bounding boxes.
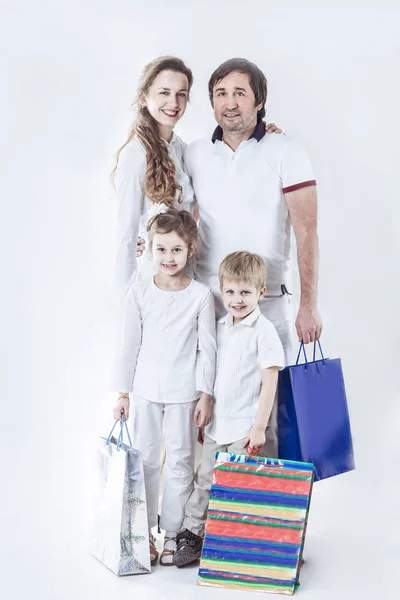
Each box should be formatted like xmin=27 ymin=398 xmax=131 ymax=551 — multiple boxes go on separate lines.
xmin=219 ymin=251 xmax=267 ymax=290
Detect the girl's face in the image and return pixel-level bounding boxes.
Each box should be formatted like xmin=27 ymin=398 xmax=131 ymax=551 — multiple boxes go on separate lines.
xmin=152 ymin=230 xmax=191 ymax=277
xmin=141 ymin=70 xmax=189 ymax=140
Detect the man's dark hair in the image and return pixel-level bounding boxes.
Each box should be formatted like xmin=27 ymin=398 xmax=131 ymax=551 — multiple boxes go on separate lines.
xmin=208 ymin=58 xmax=268 ymax=119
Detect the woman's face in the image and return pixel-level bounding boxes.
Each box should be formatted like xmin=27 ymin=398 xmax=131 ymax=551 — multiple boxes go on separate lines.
xmin=141 ymin=70 xmax=189 ymax=140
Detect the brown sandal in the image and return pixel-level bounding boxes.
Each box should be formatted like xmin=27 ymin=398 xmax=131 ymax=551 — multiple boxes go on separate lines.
xmin=149 ymin=533 xmax=159 ymax=566
xmin=159 ymin=536 xmax=176 ymax=567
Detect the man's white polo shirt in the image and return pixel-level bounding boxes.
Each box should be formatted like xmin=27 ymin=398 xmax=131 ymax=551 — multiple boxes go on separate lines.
xmin=184 ymin=121 xmax=316 ymax=296
xmin=205 ymin=305 xmax=285 ymax=445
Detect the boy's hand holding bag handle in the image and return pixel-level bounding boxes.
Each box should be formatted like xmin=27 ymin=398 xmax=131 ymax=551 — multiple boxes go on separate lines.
xmin=278 ymin=339 xmax=355 ymax=481
xmin=90 ymin=415 xmax=151 ymax=576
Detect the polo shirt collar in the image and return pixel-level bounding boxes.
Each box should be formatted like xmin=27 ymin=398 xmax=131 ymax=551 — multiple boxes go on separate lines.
xmin=211 ymin=118 xmax=266 ymax=144
xmin=219 ymin=305 xmax=261 ymax=327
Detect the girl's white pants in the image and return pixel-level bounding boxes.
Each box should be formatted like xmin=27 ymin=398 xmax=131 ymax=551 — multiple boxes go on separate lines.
xmin=131 ymin=395 xmax=197 ymax=533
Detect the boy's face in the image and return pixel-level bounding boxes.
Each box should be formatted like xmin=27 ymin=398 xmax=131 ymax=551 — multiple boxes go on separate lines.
xmin=221 ymin=279 xmax=266 ymax=324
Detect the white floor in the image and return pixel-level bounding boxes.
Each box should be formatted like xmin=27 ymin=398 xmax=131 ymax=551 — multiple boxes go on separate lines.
xmin=3 ymin=460 xmax=397 ymax=600
xmin=3 ymin=311 xmax=398 ymax=600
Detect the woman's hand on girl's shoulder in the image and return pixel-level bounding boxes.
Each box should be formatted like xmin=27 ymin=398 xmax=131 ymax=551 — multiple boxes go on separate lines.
xmin=136 ymin=237 xmax=146 ymax=257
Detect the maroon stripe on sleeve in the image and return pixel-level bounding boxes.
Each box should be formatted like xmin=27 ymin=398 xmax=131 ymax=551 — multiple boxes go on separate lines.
xmin=282 ymin=180 xmax=317 ymax=194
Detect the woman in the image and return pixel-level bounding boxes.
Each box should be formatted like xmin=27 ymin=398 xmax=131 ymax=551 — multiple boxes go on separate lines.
xmin=113 ymin=56 xmax=196 ymax=293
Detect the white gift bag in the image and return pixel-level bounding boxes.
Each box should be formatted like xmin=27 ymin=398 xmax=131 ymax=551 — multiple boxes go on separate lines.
xmin=90 ymin=418 xmax=150 ymax=575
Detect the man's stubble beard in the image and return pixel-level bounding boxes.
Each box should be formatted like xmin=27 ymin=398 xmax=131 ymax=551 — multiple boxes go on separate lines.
xmin=218 ymin=113 xmax=257 ymax=136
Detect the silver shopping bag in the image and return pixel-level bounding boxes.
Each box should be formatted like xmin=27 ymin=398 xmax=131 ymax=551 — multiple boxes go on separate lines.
xmin=90 ymin=417 xmax=151 ymax=575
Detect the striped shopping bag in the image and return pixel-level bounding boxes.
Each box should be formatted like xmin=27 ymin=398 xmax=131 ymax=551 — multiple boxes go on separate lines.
xmin=197 ymin=453 xmax=314 ymax=595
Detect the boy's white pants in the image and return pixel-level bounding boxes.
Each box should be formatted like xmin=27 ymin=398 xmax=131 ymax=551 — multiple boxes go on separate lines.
xmin=131 ymin=395 xmax=197 ymax=533
xmin=183 ymin=433 xmax=278 ymax=537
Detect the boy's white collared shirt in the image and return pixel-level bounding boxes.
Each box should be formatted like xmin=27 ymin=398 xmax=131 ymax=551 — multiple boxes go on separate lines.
xmin=206 ymin=305 xmax=284 ymax=445
xmin=111 ymin=277 xmax=216 ymax=403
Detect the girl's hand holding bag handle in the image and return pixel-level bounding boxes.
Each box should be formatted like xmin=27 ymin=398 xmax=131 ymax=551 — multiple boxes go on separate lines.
xmin=90 ymin=415 xmax=151 ymax=575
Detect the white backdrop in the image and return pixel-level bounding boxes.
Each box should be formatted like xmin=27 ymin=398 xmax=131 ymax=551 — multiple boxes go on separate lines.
xmin=1 ymin=1 xmax=399 ymax=599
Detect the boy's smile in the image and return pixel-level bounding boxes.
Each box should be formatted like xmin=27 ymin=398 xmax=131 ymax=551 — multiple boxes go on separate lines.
xmin=221 ymin=279 xmax=266 ymax=324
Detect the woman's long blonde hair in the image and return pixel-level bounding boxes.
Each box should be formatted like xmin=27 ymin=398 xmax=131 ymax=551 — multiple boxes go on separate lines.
xmin=112 ymin=56 xmax=193 ymax=207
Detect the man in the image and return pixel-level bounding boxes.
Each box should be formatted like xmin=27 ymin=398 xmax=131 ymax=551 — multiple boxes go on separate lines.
xmin=186 ymin=58 xmax=322 ymax=363
xmin=172 ymin=58 xmax=323 ymax=566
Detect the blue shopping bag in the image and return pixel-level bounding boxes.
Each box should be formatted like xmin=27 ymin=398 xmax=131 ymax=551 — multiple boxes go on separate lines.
xmin=278 ymin=341 xmax=355 ymax=481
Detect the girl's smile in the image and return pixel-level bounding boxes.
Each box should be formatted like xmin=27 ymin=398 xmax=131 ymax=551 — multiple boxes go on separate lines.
xmin=152 ymin=230 xmax=191 ymax=285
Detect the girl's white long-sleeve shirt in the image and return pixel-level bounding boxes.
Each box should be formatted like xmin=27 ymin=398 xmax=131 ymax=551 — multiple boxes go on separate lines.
xmin=114 ymin=134 xmax=195 ymax=293
xmin=111 ymin=277 xmax=216 ymax=403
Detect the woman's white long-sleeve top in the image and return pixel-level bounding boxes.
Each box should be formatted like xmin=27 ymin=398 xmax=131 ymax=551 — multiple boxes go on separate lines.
xmin=111 ymin=277 xmax=216 ymax=403
xmin=114 ymin=134 xmax=195 ymax=293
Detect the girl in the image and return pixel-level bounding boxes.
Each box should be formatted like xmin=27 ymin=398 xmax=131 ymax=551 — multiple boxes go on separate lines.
xmin=111 ymin=208 xmax=216 ymax=567
xmin=112 ymin=55 xmax=281 ymax=292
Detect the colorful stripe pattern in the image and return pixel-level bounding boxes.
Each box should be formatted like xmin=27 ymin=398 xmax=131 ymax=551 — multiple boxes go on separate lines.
xmin=197 ymin=453 xmax=314 ymax=595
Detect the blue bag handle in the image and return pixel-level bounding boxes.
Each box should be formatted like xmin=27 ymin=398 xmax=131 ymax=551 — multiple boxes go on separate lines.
xmin=312 ymin=339 xmax=325 ymax=363
xmin=295 ymin=340 xmax=326 ymax=369
xmin=105 ymin=413 xmax=132 ymax=451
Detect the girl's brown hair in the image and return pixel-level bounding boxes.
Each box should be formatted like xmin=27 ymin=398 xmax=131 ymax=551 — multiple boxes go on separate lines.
xmin=112 ymin=56 xmax=193 ymax=207
xmin=147 ymin=209 xmax=198 ymax=254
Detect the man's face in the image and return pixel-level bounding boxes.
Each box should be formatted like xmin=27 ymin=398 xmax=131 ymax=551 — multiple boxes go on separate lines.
xmin=212 ymin=70 xmax=262 ymax=134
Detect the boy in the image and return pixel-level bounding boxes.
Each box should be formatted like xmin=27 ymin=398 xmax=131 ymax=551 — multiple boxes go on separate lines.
xmin=173 ymin=251 xmax=284 ymax=567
